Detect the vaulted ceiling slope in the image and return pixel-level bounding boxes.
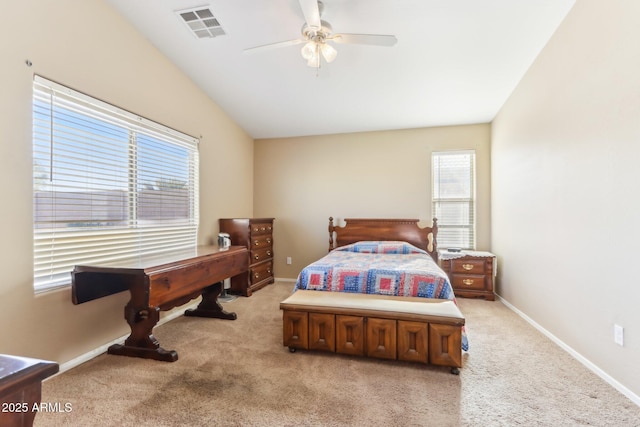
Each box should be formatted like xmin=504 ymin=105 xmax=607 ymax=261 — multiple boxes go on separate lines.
xmin=106 ymin=0 xmax=575 ymax=139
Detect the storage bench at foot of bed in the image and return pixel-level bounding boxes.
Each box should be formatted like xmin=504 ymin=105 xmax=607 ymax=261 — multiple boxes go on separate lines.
xmin=280 ymin=290 xmax=465 ymax=374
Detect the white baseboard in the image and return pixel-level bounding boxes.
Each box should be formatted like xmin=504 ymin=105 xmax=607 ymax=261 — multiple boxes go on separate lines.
xmin=274 ymin=277 xmax=296 ymax=283
xmin=497 ymin=294 xmax=640 ymax=407
xmin=52 ymin=301 xmax=200 ymax=377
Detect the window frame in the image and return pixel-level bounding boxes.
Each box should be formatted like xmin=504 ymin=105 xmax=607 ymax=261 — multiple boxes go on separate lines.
xmin=32 ymin=76 xmax=200 ymax=292
xmin=431 ymin=150 xmax=476 ymax=250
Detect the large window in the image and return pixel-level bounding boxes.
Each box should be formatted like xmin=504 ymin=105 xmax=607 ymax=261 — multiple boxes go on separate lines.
xmin=32 ymin=76 xmax=199 ymax=291
xmin=432 ymin=150 xmax=476 ymax=250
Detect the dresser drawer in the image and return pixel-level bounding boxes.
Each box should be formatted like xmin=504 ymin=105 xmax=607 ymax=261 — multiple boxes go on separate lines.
xmin=251 ymin=247 xmax=273 ymax=263
xmin=451 ymin=259 xmax=486 ymax=274
xmin=251 ymin=261 xmax=273 ymax=284
xmin=451 ymin=274 xmax=486 ymax=291
xmin=250 ymin=222 xmax=273 ymax=236
xmin=251 ymin=234 xmax=273 ymax=249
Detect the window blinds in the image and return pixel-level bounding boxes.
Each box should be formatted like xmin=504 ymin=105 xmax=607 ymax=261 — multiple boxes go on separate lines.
xmin=32 ymin=76 xmax=199 ymax=291
xmin=432 ymin=151 xmax=476 ymax=250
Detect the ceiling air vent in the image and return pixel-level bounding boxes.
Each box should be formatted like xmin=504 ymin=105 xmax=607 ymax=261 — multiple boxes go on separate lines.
xmin=176 ymin=6 xmax=226 ymax=39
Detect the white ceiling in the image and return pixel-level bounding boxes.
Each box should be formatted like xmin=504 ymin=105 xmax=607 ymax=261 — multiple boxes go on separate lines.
xmin=106 ymin=0 xmax=575 ymax=139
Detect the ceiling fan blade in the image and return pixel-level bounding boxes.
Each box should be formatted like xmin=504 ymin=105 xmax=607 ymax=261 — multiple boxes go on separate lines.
xmin=244 ymin=39 xmax=304 ymax=53
xmin=299 ymin=0 xmax=321 ymax=29
xmin=330 ymin=33 xmax=398 ymax=47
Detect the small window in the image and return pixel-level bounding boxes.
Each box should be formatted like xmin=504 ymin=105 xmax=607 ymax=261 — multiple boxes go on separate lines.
xmin=32 ymin=76 xmax=199 ymax=291
xmin=432 ymin=151 xmax=476 ymax=249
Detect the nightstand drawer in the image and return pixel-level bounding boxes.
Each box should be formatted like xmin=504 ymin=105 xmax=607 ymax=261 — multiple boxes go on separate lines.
xmin=451 ymin=274 xmax=486 ymax=291
xmin=451 ymin=259 xmax=486 ymax=274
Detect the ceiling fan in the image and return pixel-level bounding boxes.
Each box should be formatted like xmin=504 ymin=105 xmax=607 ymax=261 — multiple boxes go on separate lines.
xmin=244 ymin=0 xmax=397 ymax=68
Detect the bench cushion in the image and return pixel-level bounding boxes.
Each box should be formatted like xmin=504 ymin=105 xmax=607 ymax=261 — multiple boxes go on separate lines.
xmin=280 ymin=290 xmax=464 ymax=324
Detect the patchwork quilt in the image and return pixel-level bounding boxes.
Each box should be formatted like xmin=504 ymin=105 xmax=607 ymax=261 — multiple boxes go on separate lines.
xmin=294 ymin=241 xmax=469 ymax=351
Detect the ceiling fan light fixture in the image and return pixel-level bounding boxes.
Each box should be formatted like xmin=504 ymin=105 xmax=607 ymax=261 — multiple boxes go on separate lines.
xmin=301 ymin=39 xmax=336 ymax=67
xmin=320 ymin=42 xmax=337 ymax=63
xmin=307 ymin=54 xmax=320 ymax=68
xmin=301 ymin=41 xmax=317 ymax=60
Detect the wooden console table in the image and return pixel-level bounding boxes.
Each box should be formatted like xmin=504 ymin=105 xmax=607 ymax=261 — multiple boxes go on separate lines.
xmin=71 ymin=245 xmax=248 ymax=362
xmin=0 ymin=354 xmax=59 ymax=427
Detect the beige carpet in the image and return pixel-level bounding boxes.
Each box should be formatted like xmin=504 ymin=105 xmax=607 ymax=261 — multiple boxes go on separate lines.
xmin=36 ymin=281 xmax=640 ymax=426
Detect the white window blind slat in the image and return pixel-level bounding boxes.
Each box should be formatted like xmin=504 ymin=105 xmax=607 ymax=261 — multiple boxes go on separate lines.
xmin=432 ymin=151 xmax=476 ymax=250
xmin=33 ymin=76 xmax=200 ymax=292
xmin=34 ymin=231 xmax=198 ymax=270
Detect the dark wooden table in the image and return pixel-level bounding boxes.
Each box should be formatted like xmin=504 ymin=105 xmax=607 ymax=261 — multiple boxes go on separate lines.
xmin=72 ymin=245 xmax=249 ymax=362
xmin=0 ymin=354 xmax=59 ymax=427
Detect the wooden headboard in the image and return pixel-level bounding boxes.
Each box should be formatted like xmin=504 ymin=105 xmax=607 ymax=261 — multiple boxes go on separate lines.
xmin=328 ymin=217 xmax=438 ymax=261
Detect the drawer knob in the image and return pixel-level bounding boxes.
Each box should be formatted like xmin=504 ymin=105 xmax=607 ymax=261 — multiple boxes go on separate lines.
xmin=267 ymin=250 xmax=272 ymax=256
xmin=261 ymin=227 xmax=266 ymax=231
xmin=254 ymin=241 xmax=259 ymax=246
xmin=254 ymin=254 xmax=260 ymax=260
xmin=254 ymin=273 xmax=260 ymax=279
xmin=266 ymin=238 xmax=272 ymax=243
xmin=462 ymin=264 xmax=474 ymax=271
xmin=462 ymin=279 xmax=474 ymax=286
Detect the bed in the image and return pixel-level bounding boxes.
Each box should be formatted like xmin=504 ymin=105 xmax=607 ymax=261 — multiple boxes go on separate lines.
xmin=293 ymin=217 xmax=468 ymax=351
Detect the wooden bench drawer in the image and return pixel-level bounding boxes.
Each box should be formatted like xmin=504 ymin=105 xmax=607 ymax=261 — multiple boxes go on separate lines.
xmin=397 ymin=320 xmax=428 ymax=363
xmin=336 ymin=315 xmax=364 ymax=356
xmin=283 ymin=311 xmax=308 ymax=349
xmin=309 ymin=313 xmax=335 ymax=352
xmin=366 ymin=318 xmax=396 ymax=360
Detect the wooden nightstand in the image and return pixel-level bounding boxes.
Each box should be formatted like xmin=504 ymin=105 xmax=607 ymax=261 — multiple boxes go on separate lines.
xmin=439 ymin=250 xmax=495 ymax=301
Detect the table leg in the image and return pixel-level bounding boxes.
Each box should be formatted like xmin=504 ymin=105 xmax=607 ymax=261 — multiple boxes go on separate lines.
xmin=108 ymin=304 xmax=178 ymax=362
xmin=184 ymin=281 xmax=237 ymax=320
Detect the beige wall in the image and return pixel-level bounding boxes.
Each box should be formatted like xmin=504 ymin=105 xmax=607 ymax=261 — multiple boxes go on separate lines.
xmin=0 ymin=0 xmax=253 ymax=365
xmin=492 ymin=0 xmax=640 ymax=399
xmin=254 ymin=124 xmax=491 ymax=279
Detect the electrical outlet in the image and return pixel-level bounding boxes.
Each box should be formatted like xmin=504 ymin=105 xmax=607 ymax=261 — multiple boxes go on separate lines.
xmin=286 ymin=256 xmax=292 ymax=265
xmin=614 ymin=324 xmax=624 ymax=346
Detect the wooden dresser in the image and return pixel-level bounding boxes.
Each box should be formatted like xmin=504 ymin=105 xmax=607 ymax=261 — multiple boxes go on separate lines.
xmin=219 ymin=218 xmax=274 ymax=296
xmin=439 ymin=250 xmax=495 ymax=301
